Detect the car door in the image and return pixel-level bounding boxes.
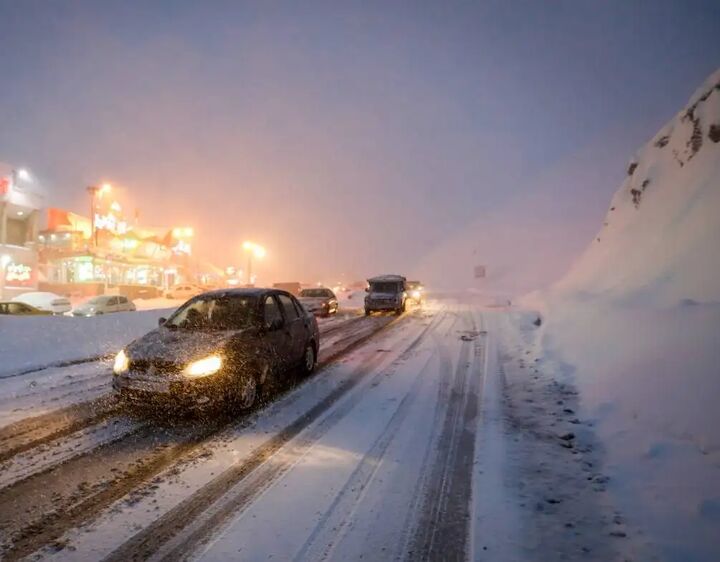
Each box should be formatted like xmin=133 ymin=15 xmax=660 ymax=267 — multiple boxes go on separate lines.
xmin=277 ymin=293 xmax=306 ymax=363
xmin=262 ymin=294 xmax=293 ymax=371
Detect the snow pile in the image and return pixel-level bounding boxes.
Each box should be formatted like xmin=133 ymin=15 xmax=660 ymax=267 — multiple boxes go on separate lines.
xmin=0 ymin=309 xmax=172 ymax=377
xmin=526 ymin=69 xmax=720 ymax=560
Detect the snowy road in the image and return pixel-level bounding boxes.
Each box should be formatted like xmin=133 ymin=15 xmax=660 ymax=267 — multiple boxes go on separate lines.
xmin=0 ymin=302 xmax=515 ymax=561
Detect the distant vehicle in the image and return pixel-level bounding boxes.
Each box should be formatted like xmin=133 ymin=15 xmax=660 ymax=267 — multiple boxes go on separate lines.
xmin=72 ymin=295 xmax=136 ymax=317
xmin=112 ymin=288 xmax=320 ymax=411
xmin=406 ymin=281 xmax=425 ymax=305
xmin=166 ymin=284 xmax=202 ymax=300
xmin=272 ymin=282 xmax=302 ymax=296
xmin=0 ymin=301 xmax=52 ymax=316
xmin=12 ymin=292 xmax=71 ymax=315
xmin=364 ymin=275 xmax=407 ymax=316
xmin=299 ymin=288 xmax=338 ymax=317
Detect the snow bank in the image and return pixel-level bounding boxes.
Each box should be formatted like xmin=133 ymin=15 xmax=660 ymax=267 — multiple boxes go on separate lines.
xmin=0 ymin=309 xmax=173 ymax=377
xmin=525 ymin=69 xmax=720 ymax=560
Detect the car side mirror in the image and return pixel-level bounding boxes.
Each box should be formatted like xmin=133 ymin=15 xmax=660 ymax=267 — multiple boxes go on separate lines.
xmin=158 ymin=317 xmax=167 ymax=327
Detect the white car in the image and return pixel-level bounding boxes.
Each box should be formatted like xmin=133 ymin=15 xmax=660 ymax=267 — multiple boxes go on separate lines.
xmin=72 ymin=295 xmax=136 ymax=317
xmin=12 ymin=292 xmax=72 ymax=315
xmin=166 ymin=284 xmax=202 ymax=300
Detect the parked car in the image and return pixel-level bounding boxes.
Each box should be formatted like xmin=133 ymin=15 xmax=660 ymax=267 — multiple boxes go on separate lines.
xmin=0 ymin=301 xmax=52 ymax=315
xmin=406 ymin=281 xmax=425 ymax=305
xmin=112 ymin=288 xmax=320 ymax=411
xmin=12 ymin=292 xmax=71 ymax=315
xmin=298 ymin=288 xmax=338 ymax=317
xmin=72 ymin=295 xmax=136 ymax=317
xmin=166 ymin=284 xmax=202 ymax=300
xmin=364 ymin=275 xmax=407 ymax=316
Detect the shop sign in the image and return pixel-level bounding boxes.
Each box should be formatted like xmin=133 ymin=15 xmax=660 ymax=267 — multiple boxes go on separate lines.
xmin=5 ymin=262 xmax=35 ymax=287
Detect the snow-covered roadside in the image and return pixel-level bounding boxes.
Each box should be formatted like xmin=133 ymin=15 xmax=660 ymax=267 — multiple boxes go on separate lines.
xmin=521 ymin=299 xmax=720 ymax=561
xmin=512 ymin=70 xmax=720 ymax=561
xmin=0 ymin=309 xmax=172 ymax=377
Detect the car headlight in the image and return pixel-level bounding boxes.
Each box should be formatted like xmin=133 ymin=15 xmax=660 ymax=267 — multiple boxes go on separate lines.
xmin=412 ymin=290 xmax=421 ymax=299
xmin=183 ymin=355 xmax=223 ymax=378
xmin=113 ymin=349 xmax=129 ymax=374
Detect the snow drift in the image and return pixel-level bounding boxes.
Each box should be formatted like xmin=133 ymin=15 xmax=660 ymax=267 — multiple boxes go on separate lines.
xmin=528 ymin=69 xmax=720 ymax=561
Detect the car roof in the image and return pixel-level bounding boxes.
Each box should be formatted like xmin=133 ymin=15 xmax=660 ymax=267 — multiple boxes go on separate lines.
xmin=367 ymin=275 xmax=406 ymax=282
xmin=197 ymin=287 xmax=293 ymax=299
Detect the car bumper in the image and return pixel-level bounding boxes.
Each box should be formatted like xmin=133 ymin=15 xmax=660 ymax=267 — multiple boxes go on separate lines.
xmin=365 ymin=301 xmax=401 ymax=311
xmin=112 ymin=372 xmax=233 ymax=411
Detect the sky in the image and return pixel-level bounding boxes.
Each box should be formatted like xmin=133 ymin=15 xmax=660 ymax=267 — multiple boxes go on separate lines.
xmin=1 ymin=0 xmax=719 ymax=291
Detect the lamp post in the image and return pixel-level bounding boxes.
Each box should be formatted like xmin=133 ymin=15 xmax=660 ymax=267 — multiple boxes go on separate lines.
xmin=242 ymin=241 xmax=266 ymax=286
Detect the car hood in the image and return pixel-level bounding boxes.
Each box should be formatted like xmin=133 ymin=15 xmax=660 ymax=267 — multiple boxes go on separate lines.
xmin=126 ymin=327 xmax=246 ymax=366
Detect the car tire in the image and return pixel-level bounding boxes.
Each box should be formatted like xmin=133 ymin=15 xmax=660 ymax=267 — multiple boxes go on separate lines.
xmin=365 ymin=308 xmax=371 ymax=316
xmin=300 ymin=342 xmax=316 ymax=377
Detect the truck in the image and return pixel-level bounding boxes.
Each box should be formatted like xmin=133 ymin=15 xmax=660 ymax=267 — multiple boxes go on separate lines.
xmin=364 ymin=275 xmax=407 ymax=316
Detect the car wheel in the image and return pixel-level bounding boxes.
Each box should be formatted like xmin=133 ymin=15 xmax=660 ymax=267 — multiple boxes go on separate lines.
xmin=365 ymin=308 xmax=371 ymax=316
xmin=235 ymin=375 xmax=257 ymax=410
xmin=300 ymin=342 xmax=316 ymax=377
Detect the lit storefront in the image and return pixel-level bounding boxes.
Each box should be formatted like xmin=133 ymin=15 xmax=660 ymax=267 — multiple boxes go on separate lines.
xmin=39 ymin=202 xmax=195 ymax=298
xmin=0 ymin=166 xmax=43 ymax=299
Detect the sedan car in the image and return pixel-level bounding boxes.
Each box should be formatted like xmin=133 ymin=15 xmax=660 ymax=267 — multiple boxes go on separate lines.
xmin=12 ymin=292 xmax=71 ymax=315
xmin=0 ymin=301 xmax=52 ymax=315
xmin=298 ymin=288 xmax=338 ymax=317
xmin=166 ymin=284 xmax=202 ymax=300
xmin=72 ymin=295 xmax=136 ymax=316
xmin=112 ymin=288 xmax=320 ymax=411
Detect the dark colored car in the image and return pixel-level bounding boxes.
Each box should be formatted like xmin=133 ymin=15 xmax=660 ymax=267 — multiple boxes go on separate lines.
xmin=112 ymin=288 xmax=320 ymax=411
xmin=298 ymin=288 xmax=338 ymax=317
xmin=0 ymin=301 xmax=53 ymax=315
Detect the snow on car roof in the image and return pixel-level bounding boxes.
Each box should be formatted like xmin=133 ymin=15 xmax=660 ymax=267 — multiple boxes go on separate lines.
xmin=367 ymin=275 xmax=406 ymax=282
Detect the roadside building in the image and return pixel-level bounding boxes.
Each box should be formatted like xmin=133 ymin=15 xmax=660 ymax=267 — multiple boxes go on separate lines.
xmin=39 ymin=204 xmax=196 ymax=299
xmin=0 ymin=165 xmax=43 ymax=299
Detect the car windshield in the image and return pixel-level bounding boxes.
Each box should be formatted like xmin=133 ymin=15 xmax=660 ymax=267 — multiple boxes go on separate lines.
xmin=164 ymin=294 xmax=258 ymax=331
xmin=301 ymin=289 xmax=331 ymax=298
xmin=87 ymin=296 xmax=109 ymax=305
xmin=370 ymin=282 xmax=400 ymax=293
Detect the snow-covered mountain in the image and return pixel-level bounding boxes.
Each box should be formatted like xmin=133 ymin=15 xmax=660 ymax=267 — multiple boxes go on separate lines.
xmin=553 ymin=69 xmax=720 ymax=305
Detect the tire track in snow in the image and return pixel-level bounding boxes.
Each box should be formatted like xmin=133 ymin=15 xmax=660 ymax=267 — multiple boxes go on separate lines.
xmin=102 ymin=311 xmax=441 ymax=562
xmin=0 ymin=416 xmax=144 ymax=490
xmin=407 ymin=310 xmax=486 ymax=562
xmin=290 ymin=313 xmax=448 ymax=562
xmin=0 ymin=396 xmax=119 ymax=464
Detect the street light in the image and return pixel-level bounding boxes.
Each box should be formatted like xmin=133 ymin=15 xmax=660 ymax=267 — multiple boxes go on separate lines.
xmin=242 ymin=241 xmax=266 ymax=286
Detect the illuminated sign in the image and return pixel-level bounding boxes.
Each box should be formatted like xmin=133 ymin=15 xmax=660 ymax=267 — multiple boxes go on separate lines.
xmin=4 ymin=262 xmax=35 ymax=287
xmin=94 ymin=212 xmax=129 ymax=235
